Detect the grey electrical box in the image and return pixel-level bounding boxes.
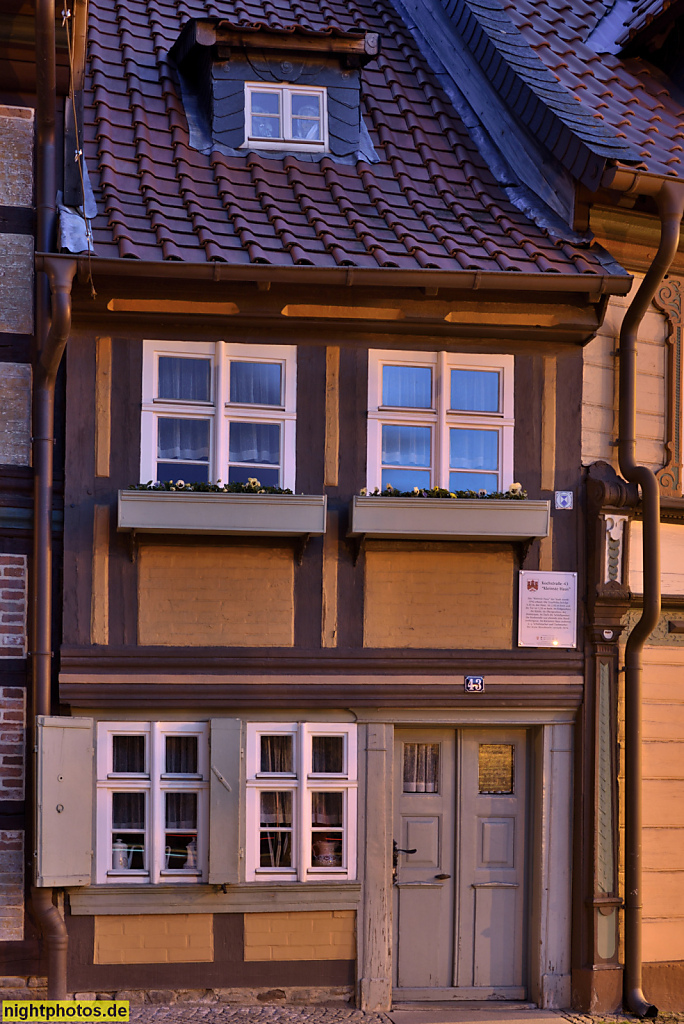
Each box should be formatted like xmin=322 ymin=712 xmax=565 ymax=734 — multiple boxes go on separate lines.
xmin=35 ymin=716 xmax=94 ymax=886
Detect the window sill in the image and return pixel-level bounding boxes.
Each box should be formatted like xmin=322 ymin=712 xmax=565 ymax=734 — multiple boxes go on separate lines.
xmin=348 ymin=495 xmax=550 ymax=542
xmin=68 ymin=880 xmax=362 ymax=915
xmin=118 ymin=490 xmax=327 ymax=538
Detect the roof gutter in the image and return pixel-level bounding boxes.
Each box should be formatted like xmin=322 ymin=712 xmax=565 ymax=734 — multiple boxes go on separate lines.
xmin=35 ymin=253 xmax=633 ymax=298
xmin=616 ymin=178 xmax=684 ymax=1018
xmin=34 ymin=0 xmax=76 ymax=1001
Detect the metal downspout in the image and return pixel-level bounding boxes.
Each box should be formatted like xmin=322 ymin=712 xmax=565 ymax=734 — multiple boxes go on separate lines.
xmin=34 ymin=0 xmax=76 ymax=1000
xmin=618 ymin=179 xmax=684 ymax=1018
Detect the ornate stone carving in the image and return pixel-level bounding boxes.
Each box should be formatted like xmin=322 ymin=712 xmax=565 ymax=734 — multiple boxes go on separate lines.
xmin=601 ymin=514 xmax=628 ymax=585
xmin=653 ymin=277 xmax=683 ymax=496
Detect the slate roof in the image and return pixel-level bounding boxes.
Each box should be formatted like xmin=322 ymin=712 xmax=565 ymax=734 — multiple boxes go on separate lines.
xmin=499 ymin=0 xmax=684 ymax=179
xmin=81 ymin=0 xmax=619 ymax=274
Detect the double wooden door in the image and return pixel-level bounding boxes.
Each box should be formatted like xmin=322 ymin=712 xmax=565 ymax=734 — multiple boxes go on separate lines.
xmin=393 ymin=728 xmax=528 ymax=999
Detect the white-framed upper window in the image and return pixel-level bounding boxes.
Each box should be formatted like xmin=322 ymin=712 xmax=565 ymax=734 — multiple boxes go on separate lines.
xmin=245 ymin=722 xmax=357 ymax=882
xmin=141 ymin=341 xmax=297 ymax=489
xmin=96 ymin=721 xmax=209 ymax=885
xmin=243 ymin=83 xmax=328 ymax=151
xmin=367 ymin=350 xmax=514 ymax=493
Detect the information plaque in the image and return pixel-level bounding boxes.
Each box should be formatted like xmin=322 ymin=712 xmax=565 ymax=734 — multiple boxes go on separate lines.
xmin=518 ymin=570 xmax=577 ymax=649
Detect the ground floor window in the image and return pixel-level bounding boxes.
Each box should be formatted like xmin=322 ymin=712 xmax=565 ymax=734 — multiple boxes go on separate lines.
xmin=96 ymin=721 xmax=209 ymax=884
xmin=245 ymin=722 xmax=357 ymax=881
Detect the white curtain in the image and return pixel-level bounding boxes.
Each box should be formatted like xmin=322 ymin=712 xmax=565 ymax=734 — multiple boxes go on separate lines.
xmin=157 ymin=417 xmax=209 ymax=462
xmin=165 ymin=792 xmax=197 ymax=830
xmin=451 ymin=368 xmax=499 ymax=412
xmin=260 ymin=736 xmax=293 ymax=774
xmin=403 ymin=743 xmax=440 ymax=793
xmin=165 ymin=736 xmax=198 ymax=774
xmin=230 ymin=361 xmax=281 ymax=405
xmin=383 ymin=365 xmax=432 ymax=408
xmin=158 ymin=356 xmax=211 ymax=402
xmin=450 ymin=427 xmax=497 ymax=470
xmin=229 ymin=422 xmax=280 ymax=464
xmin=382 ymin=424 xmax=431 ymax=467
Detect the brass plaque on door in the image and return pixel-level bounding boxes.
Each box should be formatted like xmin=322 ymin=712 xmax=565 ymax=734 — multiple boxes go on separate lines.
xmin=478 ymin=743 xmax=514 ymax=794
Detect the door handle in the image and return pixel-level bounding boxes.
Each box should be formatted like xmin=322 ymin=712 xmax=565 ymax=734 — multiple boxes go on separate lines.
xmin=393 ymin=839 xmax=417 ymax=868
xmin=435 ymin=873 xmax=451 ymax=880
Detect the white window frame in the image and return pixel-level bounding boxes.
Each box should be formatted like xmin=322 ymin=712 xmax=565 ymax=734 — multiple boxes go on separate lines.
xmin=245 ymin=722 xmax=357 ymax=882
xmin=96 ymin=721 xmax=209 ymax=885
xmin=242 ymin=83 xmax=328 ymax=152
xmin=141 ymin=341 xmax=297 ymax=489
xmin=367 ymin=350 xmax=514 ymax=493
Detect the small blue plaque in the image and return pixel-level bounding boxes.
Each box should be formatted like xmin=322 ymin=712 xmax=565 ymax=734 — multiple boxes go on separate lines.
xmin=465 ymin=675 xmax=485 ymax=693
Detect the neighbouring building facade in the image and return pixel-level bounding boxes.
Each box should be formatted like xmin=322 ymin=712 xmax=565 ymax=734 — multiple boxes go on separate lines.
xmin=1 ymin=0 xmax=684 ymax=1013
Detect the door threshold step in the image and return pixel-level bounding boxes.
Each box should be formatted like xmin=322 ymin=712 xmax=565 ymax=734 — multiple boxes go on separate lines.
xmin=392 ymin=1004 xmax=539 ymax=1011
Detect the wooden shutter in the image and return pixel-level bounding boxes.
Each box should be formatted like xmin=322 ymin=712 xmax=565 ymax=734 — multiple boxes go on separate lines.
xmin=35 ymin=716 xmax=94 ymax=886
xmin=208 ymin=718 xmax=243 ymax=884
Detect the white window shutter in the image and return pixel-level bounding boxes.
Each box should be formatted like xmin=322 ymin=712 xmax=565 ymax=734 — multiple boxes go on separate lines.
xmin=209 ymin=718 xmax=243 ymax=884
xmin=35 ymin=716 xmax=94 ymax=886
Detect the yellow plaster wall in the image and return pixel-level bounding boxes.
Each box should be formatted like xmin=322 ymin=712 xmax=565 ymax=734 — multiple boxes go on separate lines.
xmin=137 ymin=543 xmax=294 ymax=646
xmin=94 ymin=914 xmax=214 ymax=964
xmin=243 ymin=910 xmax=356 ymax=961
xmin=363 ymin=546 xmax=514 ymax=648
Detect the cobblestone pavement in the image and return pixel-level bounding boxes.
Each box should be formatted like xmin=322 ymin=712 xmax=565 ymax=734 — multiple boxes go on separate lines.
xmin=128 ymin=1008 xmax=391 ymax=1024
xmin=125 ymin=1009 xmax=684 ymax=1024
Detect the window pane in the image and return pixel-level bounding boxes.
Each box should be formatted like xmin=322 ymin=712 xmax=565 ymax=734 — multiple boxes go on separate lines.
xmin=165 ymin=792 xmax=197 ymax=830
xmin=158 ymin=356 xmax=211 ymax=402
xmin=228 ymin=465 xmax=279 ymax=487
xmin=312 ymin=835 xmax=343 ymax=867
xmin=449 ymin=470 xmax=499 ymax=493
xmin=403 ymin=743 xmax=440 ymax=793
xmin=157 ymin=462 xmax=210 ymax=484
xmin=382 ymin=365 xmax=432 ymax=408
xmin=229 ymin=422 xmax=280 ymax=465
xmin=157 ymin=418 xmax=209 ymax=463
xmin=112 ymin=792 xmax=145 ymax=830
xmin=112 ymin=834 xmax=145 ymax=871
xmin=311 ymin=792 xmax=343 ymax=827
xmin=450 ymin=428 xmax=498 ymax=470
xmin=252 ymin=91 xmax=280 ymax=115
xmin=291 ymin=94 xmax=320 ymax=117
xmin=291 ymin=118 xmax=321 ymax=141
xmin=312 ymin=736 xmax=344 ymax=773
xmin=166 ymin=736 xmax=198 ymax=774
xmin=381 ymin=468 xmax=431 ymax=491
xmin=478 ymin=744 xmax=514 ymax=794
xmin=230 ymin=362 xmax=282 ymax=406
xmin=252 ymin=114 xmax=280 ymax=138
xmin=112 ymin=736 xmax=145 ymax=774
xmin=260 ymin=791 xmax=292 ymax=827
xmin=260 ymin=735 xmax=293 ymax=774
xmin=382 ymin=425 xmax=431 ymax=467
xmin=451 ymin=369 xmax=499 ymax=412
xmin=164 ymin=835 xmax=198 ymax=871
xmin=260 ymin=831 xmax=292 ymax=867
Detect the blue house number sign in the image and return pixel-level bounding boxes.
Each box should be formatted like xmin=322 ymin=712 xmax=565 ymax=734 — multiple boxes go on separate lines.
xmin=464 ymin=676 xmax=485 ymax=693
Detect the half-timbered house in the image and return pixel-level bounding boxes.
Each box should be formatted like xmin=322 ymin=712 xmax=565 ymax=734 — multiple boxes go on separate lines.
xmin=4 ymin=0 xmax=684 ymax=1013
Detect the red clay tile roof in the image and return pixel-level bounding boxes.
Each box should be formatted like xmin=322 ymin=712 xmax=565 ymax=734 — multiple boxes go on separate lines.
xmin=82 ymin=0 xmax=620 ymax=275
xmin=500 ymin=0 xmax=684 ymax=179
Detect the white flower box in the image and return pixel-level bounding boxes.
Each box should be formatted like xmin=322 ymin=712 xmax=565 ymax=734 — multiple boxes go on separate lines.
xmin=118 ymin=490 xmax=327 ymax=537
xmin=348 ymin=495 xmax=550 ymax=542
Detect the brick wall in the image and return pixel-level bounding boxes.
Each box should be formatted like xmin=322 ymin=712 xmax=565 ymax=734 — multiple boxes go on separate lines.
xmin=0 ymin=830 xmax=24 ymax=941
xmin=0 ymin=555 xmax=28 ymax=658
xmin=243 ymin=911 xmax=356 ymax=962
xmin=0 ymin=685 xmax=25 ymax=800
xmin=93 ymin=914 xmax=214 ymax=965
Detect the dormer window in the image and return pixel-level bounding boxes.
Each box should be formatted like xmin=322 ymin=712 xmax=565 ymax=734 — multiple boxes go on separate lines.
xmin=245 ymin=84 xmax=327 ymax=152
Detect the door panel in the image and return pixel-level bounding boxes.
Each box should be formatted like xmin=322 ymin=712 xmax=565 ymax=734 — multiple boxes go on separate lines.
xmin=393 ymin=726 xmax=528 ymax=1000
xmin=456 ymin=729 xmax=527 ymax=994
xmin=394 ymin=729 xmax=455 ymax=989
